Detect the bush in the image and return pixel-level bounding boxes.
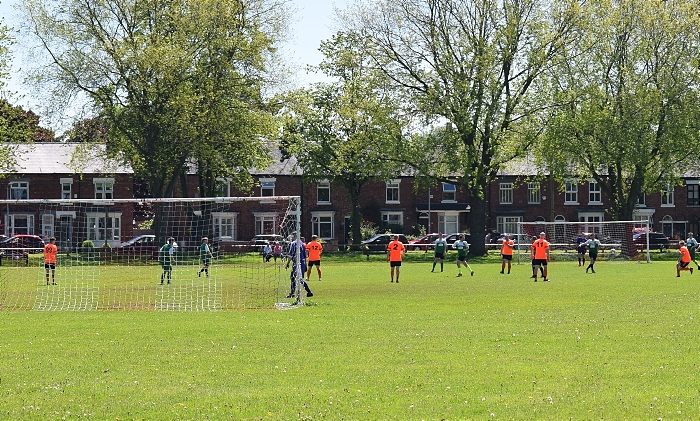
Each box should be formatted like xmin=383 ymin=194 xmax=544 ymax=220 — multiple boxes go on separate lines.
xmin=81 ymin=240 xmax=95 ymax=249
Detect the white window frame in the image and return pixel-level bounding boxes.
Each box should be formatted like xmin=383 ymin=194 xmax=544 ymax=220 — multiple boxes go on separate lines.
xmin=578 ymin=211 xmax=604 ymax=234
xmin=497 ymin=216 xmax=521 ymax=235
xmin=528 ymin=182 xmax=541 ymax=204
xmin=381 ymin=211 xmax=404 ymax=227
xmin=386 ymin=179 xmax=401 ymax=204
xmin=661 ymin=185 xmax=675 ymax=207
xmin=6 ymin=214 xmax=35 ymax=235
xmin=499 ymin=182 xmax=513 ymax=205
xmin=260 ymin=177 xmax=276 ymax=198
xmin=687 ymin=180 xmax=699 ymax=206
xmin=41 ymin=213 xmax=55 ymax=238
xmin=565 ymin=180 xmax=578 ymax=204
xmin=439 ymin=212 xmax=460 ymax=234
xmin=9 ymin=180 xmax=29 ymax=200
xmin=215 ymin=178 xmax=231 ymax=197
xmin=442 ymin=183 xmax=456 ymax=202
xmin=636 ymin=193 xmax=646 ymax=207
xmin=60 ymin=178 xmax=73 ymax=200
xmin=254 ymin=212 xmax=278 ymax=235
xmin=86 ymin=212 xmax=121 ymax=244
xmin=317 ymin=181 xmax=331 ymax=205
xmin=212 ymin=212 xmax=238 ymax=240
xmin=588 ymin=179 xmax=602 ymax=204
xmin=311 ymin=211 xmax=334 ymax=239
xmin=93 ymin=178 xmax=114 ymax=200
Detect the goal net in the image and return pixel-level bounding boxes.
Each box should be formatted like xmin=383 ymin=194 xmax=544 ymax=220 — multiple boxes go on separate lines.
xmin=0 ymin=197 xmax=302 ymax=311
xmin=516 ymin=220 xmax=649 ymax=262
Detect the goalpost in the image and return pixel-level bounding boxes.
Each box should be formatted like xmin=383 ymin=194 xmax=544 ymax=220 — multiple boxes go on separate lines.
xmin=0 ymin=197 xmax=303 ymax=311
xmin=516 ymin=220 xmax=651 ymax=263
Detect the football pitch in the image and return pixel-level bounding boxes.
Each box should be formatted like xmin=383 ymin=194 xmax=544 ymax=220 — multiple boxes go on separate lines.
xmin=1 ymin=256 xmax=700 ymax=420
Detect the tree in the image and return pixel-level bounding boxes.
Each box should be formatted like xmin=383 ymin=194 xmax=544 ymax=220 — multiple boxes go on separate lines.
xmin=281 ymin=32 xmax=406 ymax=248
xmin=0 ymin=100 xmax=55 ymax=143
xmin=23 ymin=0 xmax=289 ymax=198
xmin=340 ymin=0 xmax=584 ymax=255
xmin=540 ymin=0 xmax=700 ymax=222
xmin=0 ymin=13 xmax=11 ymax=95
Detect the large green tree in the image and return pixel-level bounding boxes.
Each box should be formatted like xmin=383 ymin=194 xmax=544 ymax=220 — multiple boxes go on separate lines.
xmin=541 ymin=0 xmax=700 ymax=221
xmin=341 ymin=0 xmax=584 ymax=255
xmin=281 ymin=32 xmax=406 ymax=247
xmin=23 ymin=0 xmax=289 ymax=198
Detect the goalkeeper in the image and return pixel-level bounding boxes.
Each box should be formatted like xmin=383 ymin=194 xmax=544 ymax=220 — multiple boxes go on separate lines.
xmin=197 ymin=237 xmax=213 ymax=277
xmin=285 ymin=236 xmax=313 ymax=298
xmin=159 ymin=237 xmax=175 ymax=285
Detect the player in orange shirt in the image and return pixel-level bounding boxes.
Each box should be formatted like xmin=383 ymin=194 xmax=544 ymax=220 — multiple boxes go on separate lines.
xmin=500 ymin=234 xmax=514 ymax=274
xmin=677 ymin=240 xmax=693 ymax=277
xmin=387 ymin=235 xmax=405 ymax=283
xmin=43 ymin=236 xmax=58 ymax=285
xmin=530 ymin=232 xmax=550 ymax=282
xmin=305 ymin=235 xmax=324 ymax=281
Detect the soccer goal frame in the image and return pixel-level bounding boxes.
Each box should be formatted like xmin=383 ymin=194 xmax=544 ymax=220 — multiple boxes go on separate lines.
xmin=516 ymin=220 xmax=652 ymax=263
xmin=0 ymin=196 xmax=304 ymax=311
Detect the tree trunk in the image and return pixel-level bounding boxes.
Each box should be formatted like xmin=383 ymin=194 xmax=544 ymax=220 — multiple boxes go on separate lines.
xmin=468 ymin=185 xmax=487 ymax=256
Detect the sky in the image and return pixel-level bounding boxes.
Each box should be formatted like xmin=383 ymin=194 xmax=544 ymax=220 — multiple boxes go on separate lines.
xmin=0 ymin=0 xmax=347 ymax=127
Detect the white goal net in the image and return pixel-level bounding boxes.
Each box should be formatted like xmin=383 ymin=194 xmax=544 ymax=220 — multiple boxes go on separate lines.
xmin=516 ymin=220 xmax=649 ymax=261
xmin=0 ymin=197 xmax=302 ymax=311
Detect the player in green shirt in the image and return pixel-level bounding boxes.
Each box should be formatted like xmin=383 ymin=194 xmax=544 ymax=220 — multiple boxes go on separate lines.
xmin=197 ymin=236 xmax=214 ymax=278
xmin=159 ymin=237 xmax=175 ymax=284
xmin=584 ymin=234 xmax=601 ymax=274
xmin=431 ymin=233 xmax=447 ymax=272
xmin=686 ymin=233 xmax=699 ymax=269
xmin=452 ymin=234 xmax=474 ymax=277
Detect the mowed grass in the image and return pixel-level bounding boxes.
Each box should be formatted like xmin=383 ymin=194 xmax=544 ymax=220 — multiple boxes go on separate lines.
xmin=2 ymin=255 xmax=700 ymax=420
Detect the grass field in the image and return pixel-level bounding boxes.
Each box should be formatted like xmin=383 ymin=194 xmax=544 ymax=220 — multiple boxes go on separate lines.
xmin=2 ymin=253 xmax=700 ymax=420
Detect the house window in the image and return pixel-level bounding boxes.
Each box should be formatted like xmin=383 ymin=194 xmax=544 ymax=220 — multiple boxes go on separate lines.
xmin=565 ymin=180 xmax=578 ymax=204
xmin=9 ymin=181 xmax=29 ymax=199
xmin=94 ymin=178 xmax=114 ymax=199
xmin=60 ymin=178 xmax=73 ymax=200
xmin=528 ymin=182 xmax=540 ymax=204
xmin=317 ymin=181 xmax=331 ymax=204
xmin=442 ymin=183 xmax=456 ymax=202
xmin=311 ymin=211 xmax=334 ymax=239
xmin=497 ymin=216 xmax=522 ymax=235
xmin=688 ymin=181 xmax=699 ymax=206
xmin=636 ymin=193 xmax=646 ymax=207
xmin=254 ymin=213 xmax=277 ymax=235
xmin=6 ymin=214 xmax=34 ymax=235
xmin=41 ymin=214 xmax=55 ymax=238
xmin=386 ymin=180 xmax=400 ymax=203
xmin=215 ymin=179 xmax=231 ymax=197
xmin=499 ymin=182 xmax=513 ymax=204
xmin=661 ymin=185 xmax=674 ymax=206
xmin=87 ymin=212 xmax=121 ymax=243
xmin=588 ymin=180 xmax=602 ymax=204
xmin=578 ymin=212 xmax=604 ymax=234
xmin=381 ymin=211 xmax=404 ymax=229
xmin=212 ymin=212 xmax=237 ymax=239
xmin=438 ymin=212 xmax=459 ymax=234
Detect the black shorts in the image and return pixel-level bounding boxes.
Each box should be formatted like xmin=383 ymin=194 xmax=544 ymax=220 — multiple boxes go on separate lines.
xmin=390 ymin=261 xmax=402 ymax=267
xmin=201 ymin=258 xmax=210 ymax=266
xmin=577 ymin=247 xmax=586 ymax=254
xmin=679 ymin=261 xmax=690 ymax=268
xmin=532 ymin=258 xmax=547 ymax=267
xmin=589 ymin=252 xmax=598 ymax=260
xmin=457 ymin=255 xmax=467 ymax=262
xmin=501 ymin=254 xmax=512 ymax=261
xmin=44 ymin=263 xmax=56 ymax=270
xmin=434 ymin=253 xmax=445 ymax=260
xmin=308 ymin=260 xmax=321 ymax=267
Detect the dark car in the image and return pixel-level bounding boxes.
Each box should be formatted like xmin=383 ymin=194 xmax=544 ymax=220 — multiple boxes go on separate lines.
xmin=251 ymin=234 xmax=285 ymax=252
xmin=633 ymin=232 xmax=670 ymax=251
xmin=408 ymin=233 xmax=442 ymax=251
xmin=361 ymin=234 xmax=410 ymax=251
xmin=113 ymin=234 xmax=158 ymax=258
xmin=443 ymin=233 xmax=470 ymax=246
xmin=0 ymin=234 xmax=46 ymax=260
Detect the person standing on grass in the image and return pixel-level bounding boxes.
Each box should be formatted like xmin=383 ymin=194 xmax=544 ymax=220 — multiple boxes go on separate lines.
xmin=305 ymin=235 xmax=323 ymax=281
xmin=273 ymin=241 xmax=283 ymax=263
xmin=286 ymin=236 xmax=313 ymax=298
xmin=500 ymin=234 xmax=514 ymax=274
xmin=159 ymin=237 xmax=175 ymax=285
xmin=452 ymin=234 xmax=474 ymax=277
xmin=431 ymin=233 xmax=447 ymax=273
xmin=576 ymin=233 xmax=587 ymax=267
xmin=677 ymin=240 xmax=693 ymax=277
xmin=686 ymin=233 xmax=699 ymax=270
xmin=43 ymin=236 xmax=58 ymax=285
xmin=531 ymin=232 xmax=550 ymax=282
xmin=197 ymin=237 xmax=213 ymax=278
xmin=584 ymin=234 xmax=602 ymax=274
xmin=387 ymin=234 xmax=405 ymax=283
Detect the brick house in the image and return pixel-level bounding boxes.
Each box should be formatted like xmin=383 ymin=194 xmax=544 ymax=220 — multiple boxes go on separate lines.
xmin=2 ymin=143 xmax=700 ymax=249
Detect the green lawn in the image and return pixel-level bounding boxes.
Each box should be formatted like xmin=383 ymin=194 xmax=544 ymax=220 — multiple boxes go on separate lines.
xmin=1 ymin=255 xmax=699 ymax=420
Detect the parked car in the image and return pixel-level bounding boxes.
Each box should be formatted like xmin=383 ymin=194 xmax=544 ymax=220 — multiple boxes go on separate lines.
xmin=0 ymin=234 xmax=46 ymax=259
xmin=112 ymin=234 xmax=158 ymax=258
xmin=361 ymin=234 xmax=410 ymax=251
xmin=251 ymin=234 xmax=285 ymax=252
xmin=408 ymin=233 xmax=442 ymax=251
xmin=443 ymin=233 xmax=471 ymax=246
xmin=633 ymin=232 xmax=670 ymax=251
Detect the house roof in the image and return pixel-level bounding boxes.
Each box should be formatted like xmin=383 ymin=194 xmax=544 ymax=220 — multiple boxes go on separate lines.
xmin=3 ymin=143 xmax=132 ymax=175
